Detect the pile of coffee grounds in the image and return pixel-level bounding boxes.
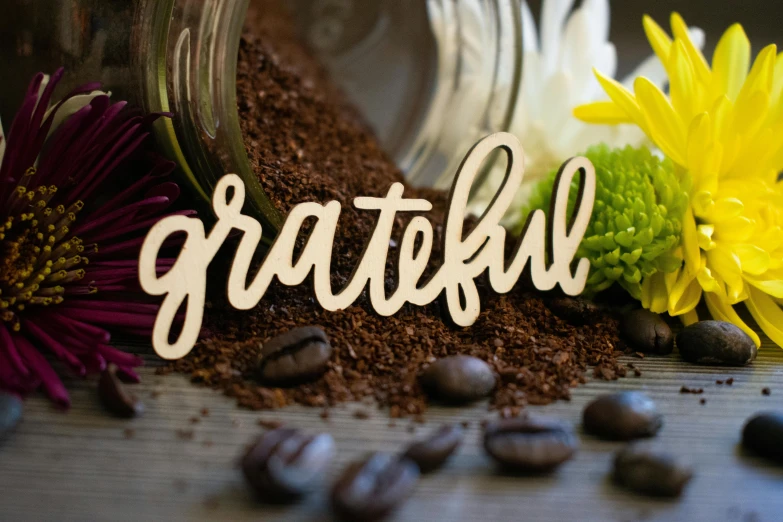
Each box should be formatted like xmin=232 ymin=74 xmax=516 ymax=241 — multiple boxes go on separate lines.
xmin=162 ymin=0 xmax=628 ymax=417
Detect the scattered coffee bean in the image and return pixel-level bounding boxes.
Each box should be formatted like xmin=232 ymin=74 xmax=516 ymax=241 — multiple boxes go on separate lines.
xmin=0 ymin=392 xmax=23 ymax=440
xmin=546 ymin=296 xmax=601 ymax=326
xmin=242 ymin=428 xmax=335 ymax=502
xmin=762 ymin=388 xmax=771 ymax=396
xmin=402 ymin=424 xmax=464 ymax=473
xmin=676 ymin=321 xmax=756 ymax=366
xmin=98 ymin=364 xmax=144 ymax=418
xmin=420 ymin=355 xmax=496 ymax=403
xmin=331 ymin=453 xmax=419 ymax=522
xmin=726 ymin=378 xmax=734 ymax=385
xmin=621 ymin=309 xmax=674 ymax=355
xmin=483 ymin=417 xmax=578 ymax=472
xmin=742 ymin=412 xmax=783 ymax=463
xmin=257 ymin=326 xmax=333 ymax=385
xmin=613 ymin=445 xmax=693 ymax=497
xmin=583 ymin=392 xmax=663 ymax=441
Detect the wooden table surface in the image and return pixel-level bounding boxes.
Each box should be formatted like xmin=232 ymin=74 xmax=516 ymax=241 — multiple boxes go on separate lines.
xmin=2 ymin=333 xmax=783 ymax=522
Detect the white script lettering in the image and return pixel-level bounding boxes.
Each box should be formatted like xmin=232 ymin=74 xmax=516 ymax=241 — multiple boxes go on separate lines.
xmin=139 ymin=132 xmax=596 ymax=359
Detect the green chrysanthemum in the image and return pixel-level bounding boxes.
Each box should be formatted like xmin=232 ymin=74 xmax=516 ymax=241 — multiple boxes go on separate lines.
xmin=521 ymin=145 xmax=690 ymax=298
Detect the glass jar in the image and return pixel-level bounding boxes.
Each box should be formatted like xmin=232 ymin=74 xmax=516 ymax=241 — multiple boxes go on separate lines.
xmin=1 ymin=0 xmax=523 ymax=231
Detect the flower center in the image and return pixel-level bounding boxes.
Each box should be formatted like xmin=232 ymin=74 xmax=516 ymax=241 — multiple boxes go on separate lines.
xmin=0 ymin=168 xmax=89 ymax=331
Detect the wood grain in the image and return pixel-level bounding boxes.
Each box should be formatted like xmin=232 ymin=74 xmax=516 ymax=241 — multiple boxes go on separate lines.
xmin=2 ymin=335 xmax=783 ymax=521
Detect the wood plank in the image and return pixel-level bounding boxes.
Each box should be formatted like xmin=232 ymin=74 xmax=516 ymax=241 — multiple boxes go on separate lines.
xmin=1 ymin=337 xmax=783 ymax=521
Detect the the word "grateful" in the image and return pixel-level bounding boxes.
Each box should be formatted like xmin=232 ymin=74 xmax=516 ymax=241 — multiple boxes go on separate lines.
xmin=139 ymin=132 xmax=596 ymax=359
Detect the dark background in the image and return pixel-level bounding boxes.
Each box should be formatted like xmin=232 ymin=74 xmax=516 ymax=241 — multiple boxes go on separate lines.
xmin=527 ymin=0 xmax=783 ymax=77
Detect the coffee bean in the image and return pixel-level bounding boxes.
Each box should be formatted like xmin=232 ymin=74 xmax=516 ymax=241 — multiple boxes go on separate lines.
xmin=0 ymin=392 xmax=23 ymax=441
xmin=676 ymin=321 xmax=756 ymax=366
xmin=621 ymin=309 xmax=673 ymax=355
xmin=420 ymin=355 xmax=496 ymax=403
xmin=242 ymin=427 xmax=335 ymax=502
xmin=99 ymin=364 xmax=144 ymax=418
xmin=546 ymin=296 xmax=600 ymax=326
xmin=742 ymin=412 xmax=783 ymax=463
xmin=402 ymin=424 xmax=463 ymax=473
xmin=483 ymin=416 xmax=578 ymax=472
xmin=583 ymin=391 xmax=663 ymax=441
xmin=331 ymin=453 xmax=419 ymax=522
xmin=258 ymin=326 xmax=333 ymax=385
xmin=613 ymin=445 xmax=693 ymax=497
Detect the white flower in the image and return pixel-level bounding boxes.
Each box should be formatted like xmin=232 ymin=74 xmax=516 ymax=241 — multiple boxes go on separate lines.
xmin=423 ymin=0 xmax=703 ymax=223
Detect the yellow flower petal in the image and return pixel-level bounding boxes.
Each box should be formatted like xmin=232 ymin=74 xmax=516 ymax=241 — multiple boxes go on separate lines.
xmin=734 ymin=243 xmax=771 ymax=275
xmin=704 ymin=291 xmax=761 ymax=346
xmin=681 ymin=207 xmax=701 ymax=276
xmin=711 ymin=23 xmax=751 ymax=101
xmin=746 ymin=286 xmax=783 ymax=347
xmin=591 ymin=70 xmax=650 ymax=134
xmin=634 ymin=77 xmax=687 ymax=165
xmin=670 ymin=13 xmax=711 ymax=85
xmin=686 ymin=114 xmax=714 ymax=180
xmin=696 ymin=224 xmax=716 ymax=250
xmin=668 ymin=275 xmax=702 ymax=316
xmin=770 ymin=51 xmax=783 ymax=105
xmin=736 ymin=44 xmax=777 ymax=107
xmin=669 ymin=40 xmax=697 ymax=122
xmin=714 ymin=216 xmax=755 ymax=242
xmin=745 ymin=273 xmax=783 ymax=298
xmin=696 ymin=265 xmax=721 ymax=294
xmin=572 ymin=101 xmax=634 ymax=124
xmin=706 ymin=245 xmax=744 ymax=297
xmin=680 ymin=309 xmax=700 ymax=325
xmin=641 ymin=272 xmax=669 ymax=313
xmin=643 ymin=15 xmax=673 ymax=69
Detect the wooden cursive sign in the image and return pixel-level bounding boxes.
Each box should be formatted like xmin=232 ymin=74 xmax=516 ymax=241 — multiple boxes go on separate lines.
xmin=139 ymin=133 xmax=596 ymax=359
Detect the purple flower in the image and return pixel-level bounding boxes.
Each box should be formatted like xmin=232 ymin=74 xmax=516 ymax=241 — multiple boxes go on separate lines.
xmin=0 ymin=69 xmax=194 ymax=407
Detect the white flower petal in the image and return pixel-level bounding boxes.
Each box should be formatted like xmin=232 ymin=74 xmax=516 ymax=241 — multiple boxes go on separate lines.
xmin=518 ymin=50 xmax=544 ymax=120
xmin=621 ymin=54 xmax=667 ymax=89
xmin=44 ymin=90 xmax=108 ymax=141
xmin=541 ymin=0 xmax=576 ymax=73
xmin=583 ymin=0 xmax=610 ymax=42
xmin=560 ymin=7 xmax=601 ymax=92
xmin=689 ymin=26 xmax=706 ymax=50
xmin=541 ymin=71 xmax=575 ymax=139
xmin=583 ymin=42 xmax=617 ymax=100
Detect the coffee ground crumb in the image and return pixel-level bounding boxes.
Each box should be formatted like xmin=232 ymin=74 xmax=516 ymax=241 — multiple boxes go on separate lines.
xmin=762 ymin=387 xmax=771 ymax=396
xmin=726 ymin=378 xmax=735 ymax=386
xmin=680 ymin=386 xmax=704 ymax=394
xmin=163 ymin=0 xmax=628 ymax=419
xmin=176 ymin=429 xmax=195 ymax=441
xmin=257 ymin=419 xmax=283 ymax=430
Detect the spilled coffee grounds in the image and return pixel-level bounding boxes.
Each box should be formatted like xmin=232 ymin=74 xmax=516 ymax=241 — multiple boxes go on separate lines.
xmin=163 ymin=0 xmax=628 ymax=417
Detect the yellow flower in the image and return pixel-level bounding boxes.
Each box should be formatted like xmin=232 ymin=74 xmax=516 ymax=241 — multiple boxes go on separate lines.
xmin=575 ymin=13 xmax=783 ymax=348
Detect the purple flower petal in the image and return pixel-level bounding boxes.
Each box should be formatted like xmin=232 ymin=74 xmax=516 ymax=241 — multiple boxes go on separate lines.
xmin=14 ymin=335 xmax=71 ymax=409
